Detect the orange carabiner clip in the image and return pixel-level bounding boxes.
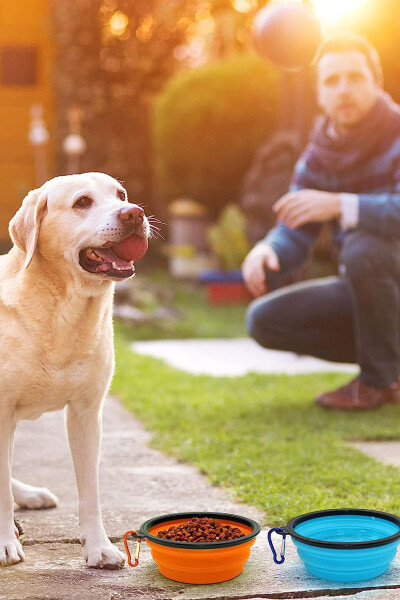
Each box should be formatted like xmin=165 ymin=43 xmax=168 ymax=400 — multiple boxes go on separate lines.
xmin=123 ymin=530 xmax=142 ymax=567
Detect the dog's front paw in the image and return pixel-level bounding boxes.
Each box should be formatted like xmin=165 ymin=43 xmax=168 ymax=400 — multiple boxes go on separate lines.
xmin=0 ymin=537 xmax=25 ymax=566
xmin=81 ymin=534 xmax=125 ymax=570
xmin=14 ymin=484 xmax=58 ymax=510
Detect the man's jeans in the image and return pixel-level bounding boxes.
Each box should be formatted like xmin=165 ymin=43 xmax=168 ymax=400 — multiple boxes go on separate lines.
xmin=246 ymin=231 xmax=400 ymax=388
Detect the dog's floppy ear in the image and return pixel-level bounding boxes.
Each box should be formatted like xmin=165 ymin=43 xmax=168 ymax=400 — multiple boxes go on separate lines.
xmin=9 ymin=188 xmax=48 ymax=269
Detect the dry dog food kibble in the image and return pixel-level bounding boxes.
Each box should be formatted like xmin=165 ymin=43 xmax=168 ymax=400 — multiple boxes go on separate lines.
xmin=157 ymin=517 xmax=245 ymax=543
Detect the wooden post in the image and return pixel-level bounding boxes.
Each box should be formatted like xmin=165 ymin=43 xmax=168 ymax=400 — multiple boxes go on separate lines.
xmin=62 ymin=105 xmax=86 ymax=174
xmin=28 ymin=104 xmax=49 ymax=186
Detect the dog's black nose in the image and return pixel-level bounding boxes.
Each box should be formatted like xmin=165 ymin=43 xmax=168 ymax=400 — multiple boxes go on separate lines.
xmin=118 ymin=204 xmax=144 ymax=225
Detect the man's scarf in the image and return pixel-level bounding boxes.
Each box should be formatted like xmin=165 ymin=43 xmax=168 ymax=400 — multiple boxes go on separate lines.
xmin=294 ymin=92 xmax=400 ymax=185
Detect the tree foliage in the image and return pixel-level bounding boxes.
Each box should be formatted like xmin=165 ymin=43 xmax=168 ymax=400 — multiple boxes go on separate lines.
xmin=52 ymin=0 xmax=198 ymax=206
xmin=152 ymin=52 xmax=280 ymax=216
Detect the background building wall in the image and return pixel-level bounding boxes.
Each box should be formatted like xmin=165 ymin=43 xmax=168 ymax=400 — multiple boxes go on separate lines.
xmin=0 ymin=0 xmax=53 ymax=245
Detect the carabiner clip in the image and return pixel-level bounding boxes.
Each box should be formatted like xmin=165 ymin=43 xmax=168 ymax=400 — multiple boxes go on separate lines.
xmin=267 ymin=527 xmax=286 ymax=564
xmin=123 ymin=530 xmax=142 ymax=567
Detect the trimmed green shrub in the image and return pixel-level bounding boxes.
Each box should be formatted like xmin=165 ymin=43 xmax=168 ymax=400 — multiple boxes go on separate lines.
xmin=208 ymin=204 xmax=250 ymax=270
xmin=152 ymin=53 xmax=280 ymax=217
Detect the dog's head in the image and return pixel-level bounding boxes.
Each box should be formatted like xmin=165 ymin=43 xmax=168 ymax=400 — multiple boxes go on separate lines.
xmin=9 ymin=172 xmax=150 ymax=283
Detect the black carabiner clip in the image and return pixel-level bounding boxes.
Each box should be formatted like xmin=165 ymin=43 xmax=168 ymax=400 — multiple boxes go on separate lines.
xmin=267 ymin=527 xmax=286 ymax=564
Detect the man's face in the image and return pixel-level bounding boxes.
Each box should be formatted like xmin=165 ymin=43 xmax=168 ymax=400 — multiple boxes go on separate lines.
xmin=316 ymin=51 xmax=380 ymax=133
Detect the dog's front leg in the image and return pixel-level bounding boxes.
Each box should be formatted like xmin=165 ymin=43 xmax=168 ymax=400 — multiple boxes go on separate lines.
xmin=65 ymin=401 xmax=125 ymax=569
xmin=0 ymin=413 xmax=24 ymax=566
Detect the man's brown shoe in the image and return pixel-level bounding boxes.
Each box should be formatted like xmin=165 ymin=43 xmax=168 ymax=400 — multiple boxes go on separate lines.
xmin=316 ymin=376 xmax=398 ymax=411
xmin=386 ymin=380 xmax=400 ymax=404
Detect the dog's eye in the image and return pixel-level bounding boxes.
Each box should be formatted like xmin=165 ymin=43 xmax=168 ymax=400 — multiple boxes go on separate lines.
xmin=73 ymin=196 xmax=93 ymax=209
xmin=117 ymin=190 xmax=127 ymax=202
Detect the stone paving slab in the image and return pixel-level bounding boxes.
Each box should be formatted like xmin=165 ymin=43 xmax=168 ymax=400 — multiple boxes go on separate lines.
xmin=3 ymin=539 xmax=400 ymax=600
xmin=3 ymin=396 xmax=400 ymax=599
xmin=349 ymin=442 xmax=400 ymax=468
xmin=248 ymin=594 xmax=400 ymax=600
xmin=131 ymin=338 xmax=358 ymax=377
xmin=12 ymin=398 xmax=261 ymax=542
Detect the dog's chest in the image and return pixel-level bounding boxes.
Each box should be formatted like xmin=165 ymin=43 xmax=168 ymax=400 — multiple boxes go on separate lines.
xmin=15 ymin=352 xmax=113 ymax=421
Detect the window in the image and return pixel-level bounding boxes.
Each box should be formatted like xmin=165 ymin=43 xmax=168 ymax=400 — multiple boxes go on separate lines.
xmin=1 ymin=47 xmax=38 ymax=86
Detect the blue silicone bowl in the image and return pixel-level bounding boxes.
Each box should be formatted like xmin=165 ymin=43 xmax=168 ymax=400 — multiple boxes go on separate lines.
xmin=268 ymin=509 xmax=400 ymax=582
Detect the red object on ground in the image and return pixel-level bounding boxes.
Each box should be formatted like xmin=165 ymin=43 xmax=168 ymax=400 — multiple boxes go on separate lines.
xmin=252 ymin=2 xmax=322 ymax=70
xmin=112 ymin=234 xmax=148 ymax=262
xmin=207 ymin=281 xmax=253 ymax=305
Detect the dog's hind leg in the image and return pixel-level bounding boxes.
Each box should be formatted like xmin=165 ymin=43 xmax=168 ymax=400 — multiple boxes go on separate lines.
xmin=12 ymin=478 xmax=58 ymax=509
xmin=0 ymin=413 xmax=24 ymax=566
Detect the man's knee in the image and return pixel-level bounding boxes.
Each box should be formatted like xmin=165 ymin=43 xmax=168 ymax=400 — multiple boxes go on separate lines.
xmin=246 ymin=298 xmax=266 ymax=343
xmin=246 ymin=295 xmax=286 ymax=349
xmin=340 ymin=230 xmax=397 ymax=278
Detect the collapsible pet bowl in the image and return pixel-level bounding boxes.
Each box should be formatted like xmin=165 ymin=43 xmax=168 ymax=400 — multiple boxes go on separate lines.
xmin=123 ymin=511 xmax=261 ymax=584
xmin=268 ymin=509 xmax=400 ymax=582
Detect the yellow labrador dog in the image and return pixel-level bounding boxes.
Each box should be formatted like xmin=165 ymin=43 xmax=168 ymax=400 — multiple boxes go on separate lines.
xmin=0 ymin=172 xmax=150 ymax=568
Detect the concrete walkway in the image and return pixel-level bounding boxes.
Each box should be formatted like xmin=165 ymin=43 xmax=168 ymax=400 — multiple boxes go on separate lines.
xmin=131 ymin=338 xmax=358 ymax=377
xmin=3 ymin=395 xmax=400 ymax=600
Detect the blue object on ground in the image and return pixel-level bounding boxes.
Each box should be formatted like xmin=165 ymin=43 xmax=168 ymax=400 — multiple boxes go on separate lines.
xmin=268 ymin=509 xmax=400 ymax=582
xmin=198 ymin=269 xmax=244 ymax=282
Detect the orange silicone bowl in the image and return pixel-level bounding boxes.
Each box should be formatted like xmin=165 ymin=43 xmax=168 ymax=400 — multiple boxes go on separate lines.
xmin=124 ymin=511 xmax=261 ymax=584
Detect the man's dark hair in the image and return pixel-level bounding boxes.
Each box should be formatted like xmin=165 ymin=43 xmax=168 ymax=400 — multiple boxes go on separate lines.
xmin=313 ymin=32 xmax=383 ymax=87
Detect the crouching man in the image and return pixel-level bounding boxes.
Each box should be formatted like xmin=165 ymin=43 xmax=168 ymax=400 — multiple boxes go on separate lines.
xmin=242 ymin=32 xmax=400 ymax=410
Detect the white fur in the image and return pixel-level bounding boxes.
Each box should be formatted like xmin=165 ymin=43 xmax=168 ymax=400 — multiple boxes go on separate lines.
xmin=0 ymin=173 xmax=149 ymax=568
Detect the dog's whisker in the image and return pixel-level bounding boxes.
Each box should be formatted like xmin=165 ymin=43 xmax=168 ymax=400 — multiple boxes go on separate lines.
xmin=147 ymin=216 xmax=165 ymax=225
xmin=148 ymin=223 xmax=165 ymax=233
xmin=149 ymin=228 xmax=163 ymax=238
xmin=148 ymin=222 xmax=161 ymax=228
xmin=149 ymin=225 xmax=163 ymax=235
xmin=150 ymin=230 xmax=165 ymax=240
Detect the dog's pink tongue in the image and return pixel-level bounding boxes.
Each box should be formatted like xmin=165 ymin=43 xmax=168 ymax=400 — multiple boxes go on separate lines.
xmin=112 ymin=234 xmax=148 ymax=262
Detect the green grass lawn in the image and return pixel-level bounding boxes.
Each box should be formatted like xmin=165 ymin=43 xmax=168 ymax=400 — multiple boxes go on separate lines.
xmin=112 ymin=323 xmax=400 ymax=526
xmin=116 ymin=268 xmax=247 ymax=340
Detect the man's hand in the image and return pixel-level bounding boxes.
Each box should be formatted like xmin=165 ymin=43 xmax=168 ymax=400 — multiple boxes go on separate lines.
xmin=241 ymin=243 xmax=280 ymax=297
xmin=273 ymin=189 xmax=341 ymax=229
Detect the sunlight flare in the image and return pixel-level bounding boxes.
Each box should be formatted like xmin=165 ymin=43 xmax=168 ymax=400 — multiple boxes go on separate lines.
xmin=311 ymin=0 xmax=365 ymax=28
